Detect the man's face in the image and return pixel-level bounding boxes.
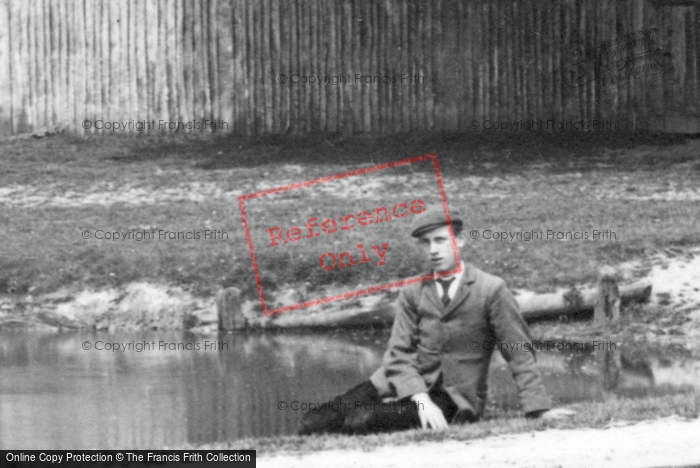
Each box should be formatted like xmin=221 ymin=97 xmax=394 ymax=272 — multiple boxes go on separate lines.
xmin=417 ymin=225 xmax=465 ymax=273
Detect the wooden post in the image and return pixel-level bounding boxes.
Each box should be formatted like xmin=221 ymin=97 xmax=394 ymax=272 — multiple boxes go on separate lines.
xmin=595 ymin=266 xmax=621 ymax=325
xmin=217 ymin=287 xmax=244 ymax=331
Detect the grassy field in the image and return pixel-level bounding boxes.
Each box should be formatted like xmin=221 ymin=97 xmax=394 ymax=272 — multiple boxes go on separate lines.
xmin=1 ymin=131 xmax=699 ymax=307
xmin=191 ymin=389 xmax=699 ymax=454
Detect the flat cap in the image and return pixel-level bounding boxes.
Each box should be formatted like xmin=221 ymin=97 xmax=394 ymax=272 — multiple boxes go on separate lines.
xmin=410 ymin=204 xmax=463 ymax=237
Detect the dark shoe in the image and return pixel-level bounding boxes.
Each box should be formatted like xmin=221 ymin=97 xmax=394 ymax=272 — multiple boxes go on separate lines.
xmin=298 ymin=381 xmax=378 ymax=436
xmin=342 ymin=400 xmax=421 ymax=434
xmin=298 ymin=398 xmax=345 ymax=436
xmin=443 ymin=386 xmax=479 ymax=424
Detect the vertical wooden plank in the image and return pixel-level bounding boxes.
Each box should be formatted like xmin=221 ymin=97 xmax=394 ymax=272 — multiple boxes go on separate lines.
xmin=175 ymin=0 xmax=184 ymax=128
xmin=353 ymin=0 xmax=362 ymax=133
xmin=135 ymin=0 xmax=146 ymax=126
xmin=10 ymin=1 xmax=25 ymax=133
xmin=229 ymin=0 xmax=239 ymax=132
xmin=209 ymin=0 xmax=220 ymax=129
xmin=470 ymin=1 xmax=482 ymax=125
xmin=414 ymin=0 xmax=423 ymax=131
xmin=377 ymin=0 xmax=385 ymax=132
xmin=99 ymin=0 xmax=109 ymax=126
xmin=276 ymin=0 xmax=288 ymax=133
xmin=94 ymin=0 xmax=103 ymax=131
xmin=166 ymin=0 xmax=176 ymax=126
xmin=530 ymin=0 xmax=547 ymax=119
xmin=422 ymin=2 xmax=432 ymax=131
xmin=672 ymin=7 xmax=686 ymax=115
xmin=38 ymin=0 xmax=48 ymax=129
xmin=120 ymin=0 xmax=130 ymax=125
xmin=560 ymin=0 xmax=572 ymax=123
xmin=127 ymin=0 xmax=137 ymax=130
xmin=64 ymin=0 xmax=75 ymax=132
xmin=598 ymin=0 xmax=611 ymax=123
xmin=0 ymin=0 xmax=12 ymax=135
xmin=359 ymin=0 xmax=369 ymax=133
xmin=588 ymin=0 xmax=597 ymax=124
xmin=693 ymin=5 xmax=700 ymax=114
xmin=156 ymin=0 xmax=166 ymax=124
xmin=413 ymin=0 xmax=422 ymax=131
xmin=144 ymin=1 xmax=157 ymax=120
xmin=515 ymin=0 xmax=524 ymax=120
xmin=269 ymin=0 xmax=280 ymax=133
xmin=217 ymin=0 xmax=234 ymax=132
xmin=109 ymin=0 xmax=120 ymax=125
xmin=43 ymin=0 xmax=55 ymax=130
xmin=306 ymin=0 xmax=316 ymax=132
xmin=254 ymin=0 xmax=263 ymax=133
xmin=383 ymin=0 xmax=391 ymax=133
xmin=261 ymin=0 xmax=271 ymax=132
xmin=48 ymin=0 xmax=64 ymax=128
xmin=528 ymin=0 xmax=537 ymax=120
xmin=551 ymin=0 xmax=561 ymax=121
xmin=75 ymin=0 xmax=87 ymax=132
xmin=26 ymin=0 xmax=36 ymax=131
xmin=494 ymin=0 xmax=503 ymax=122
xmin=614 ymin=1 xmax=626 ymax=125
xmin=93 ymin=0 xmax=102 ymax=132
xmin=184 ymin=0 xmax=195 ymax=127
xmin=575 ymin=0 xmax=583 ymax=124
xmin=483 ymin=0 xmax=490 ymax=124
xmin=400 ymin=0 xmax=409 ymax=132
xmin=82 ymin=0 xmax=92 ymax=133
xmin=339 ymin=0 xmax=349 ymax=135
xmin=316 ymin=0 xmax=327 ymax=132
xmin=95 ymin=0 xmax=103 ymax=130
xmin=55 ymin=0 xmax=65 ymax=130
xmin=327 ymin=0 xmax=338 ymax=133
xmin=205 ymin=0 xmax=214 ymax=124
xmin=405 ymin=0 xmax=413 ymax=131
xmin=540 ymin=0 xmax=551 ymax=120
xmin=632 ymin=0 xmax=643 ymax=130
xmin=245 ymin=0 xmax=255 ymax=134
xmin=429 ymin=0 xmax=441 ymax=131
xmin=304 ymin=0 xmax=312 ymax=134
xmin=488 ymin=1 xmax=497 ymax=122
xmin=249 ymin=0 xmax=258 ymax=133
xmin=231 ymin=0 xmax=243 ymax=133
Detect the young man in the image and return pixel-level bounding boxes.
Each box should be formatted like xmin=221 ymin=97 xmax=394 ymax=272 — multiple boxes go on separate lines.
xmin=300 ymin=205 xmax=570 ymax=435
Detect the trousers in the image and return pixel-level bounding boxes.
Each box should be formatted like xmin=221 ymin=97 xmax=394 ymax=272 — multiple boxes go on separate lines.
xmin=299 ymin=379 xmax=458 ymax=435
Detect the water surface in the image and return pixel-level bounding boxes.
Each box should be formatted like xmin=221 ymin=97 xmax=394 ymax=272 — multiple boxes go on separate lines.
xmin=1 ymin=329 xmax=697 ymax=449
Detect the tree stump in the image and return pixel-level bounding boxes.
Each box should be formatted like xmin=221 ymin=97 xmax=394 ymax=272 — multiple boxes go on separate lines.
xmin=217 ymin=287 xmax=245 ymax=331
xmin=594 ymin=266 xmax=621 ymax=325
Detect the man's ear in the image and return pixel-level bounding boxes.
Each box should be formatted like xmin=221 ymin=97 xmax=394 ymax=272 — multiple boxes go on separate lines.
xmin=454 ymin=231 xmax=467 ymax=249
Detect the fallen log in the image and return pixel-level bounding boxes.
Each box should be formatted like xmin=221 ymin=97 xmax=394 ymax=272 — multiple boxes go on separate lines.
xmin=519 ymin=278 xmax=651 ymax=322
xmin=218 ymin=274 xmax=653 ymax=331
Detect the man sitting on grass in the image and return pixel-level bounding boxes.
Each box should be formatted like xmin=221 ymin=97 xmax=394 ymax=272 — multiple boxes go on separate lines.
xmin=300 ymin=204 xmax=572 ymax=435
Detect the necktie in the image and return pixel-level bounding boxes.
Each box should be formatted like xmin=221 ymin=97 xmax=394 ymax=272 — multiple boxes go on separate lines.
xmin=436 ymin=278 xmax=455 ymax=307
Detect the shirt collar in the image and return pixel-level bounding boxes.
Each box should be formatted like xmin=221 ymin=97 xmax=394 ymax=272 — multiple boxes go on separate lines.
xmin=434 ymin=261 xmax=466 ymax=283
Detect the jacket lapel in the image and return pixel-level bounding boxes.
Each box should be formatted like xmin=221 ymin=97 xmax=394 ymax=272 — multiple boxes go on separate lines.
xmin=424 ymin=277 xmax=443 ymax=311
xmin=442 ymin=263 xmax=476 ymax=318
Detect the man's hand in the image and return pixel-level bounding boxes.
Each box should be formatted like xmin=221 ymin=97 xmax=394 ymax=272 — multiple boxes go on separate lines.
xmin=528 ymin=408 xmax=576 ymax=420
xmin=411 ymin=393 xmax=448 ymax=430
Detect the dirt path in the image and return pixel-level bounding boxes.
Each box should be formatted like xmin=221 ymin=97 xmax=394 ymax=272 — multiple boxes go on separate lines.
xmin=258 ymin=416 xmax=700 ymax=468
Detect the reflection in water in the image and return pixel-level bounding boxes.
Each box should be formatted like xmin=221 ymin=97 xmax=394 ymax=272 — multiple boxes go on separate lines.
xmin=0 ymin=330 xmax=697 ymax=449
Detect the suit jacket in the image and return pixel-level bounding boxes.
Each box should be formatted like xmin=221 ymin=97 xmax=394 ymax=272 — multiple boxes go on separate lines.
xmin=369 ymin=263 xmax=551 ymax=416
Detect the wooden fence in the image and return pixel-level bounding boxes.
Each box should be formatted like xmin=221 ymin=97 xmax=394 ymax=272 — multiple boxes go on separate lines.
xmin=0 ymin=0 xmax=698 ymax=136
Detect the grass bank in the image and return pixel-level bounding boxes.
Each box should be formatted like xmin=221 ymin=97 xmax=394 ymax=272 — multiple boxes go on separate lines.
xmin=188 ymin=389 xmax=699 ymax=454
xmin=2 ymin=131 xmax=699 ymax=307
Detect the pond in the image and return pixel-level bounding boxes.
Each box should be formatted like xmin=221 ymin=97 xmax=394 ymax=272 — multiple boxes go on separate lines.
xmin=0 ymin=329 xmax=698 ymax=449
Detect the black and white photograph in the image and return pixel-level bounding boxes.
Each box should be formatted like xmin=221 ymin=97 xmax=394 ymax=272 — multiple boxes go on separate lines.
xmin=1 ymin=0 xmax=699 ymax=467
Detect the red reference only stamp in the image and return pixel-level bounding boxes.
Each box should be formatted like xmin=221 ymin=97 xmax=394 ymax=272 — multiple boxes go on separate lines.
xmin=238 ymin=153 xmax=455 ymax=315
